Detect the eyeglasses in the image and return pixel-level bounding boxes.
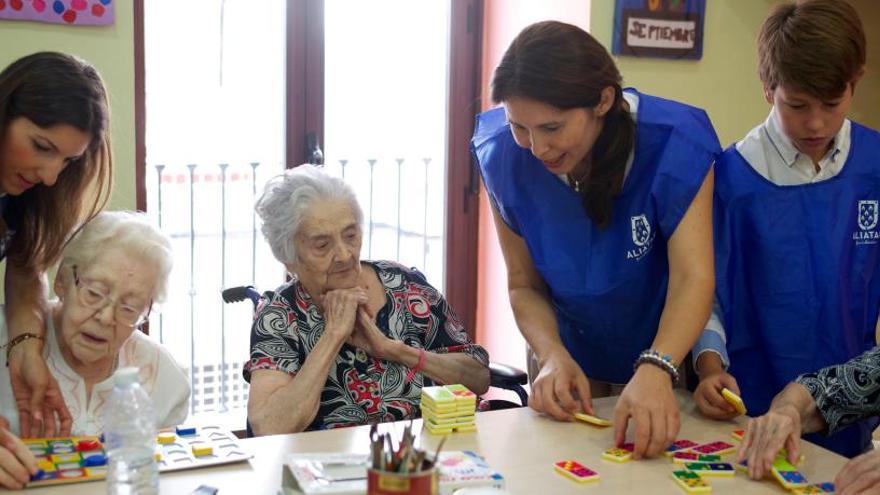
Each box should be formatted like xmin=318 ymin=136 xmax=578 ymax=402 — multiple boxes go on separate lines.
xmin=72 ymin=265 xmax=153 ymax=328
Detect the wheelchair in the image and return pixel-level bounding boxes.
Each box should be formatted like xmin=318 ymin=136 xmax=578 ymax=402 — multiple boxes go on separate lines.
xmin=221 ymin=285 xmax=529 ymax=437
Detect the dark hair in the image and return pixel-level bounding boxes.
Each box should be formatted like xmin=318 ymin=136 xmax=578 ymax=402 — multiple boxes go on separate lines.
xmin=0 ymin=52 xmax=113 ymax=269
xmin=758 ymin=0 xmax=866 ymax=99
xmin=491 ymin=21 xmax=634 ymax=228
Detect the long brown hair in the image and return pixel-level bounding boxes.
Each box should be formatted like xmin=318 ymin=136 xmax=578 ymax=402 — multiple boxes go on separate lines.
xmin=758 ymin=0 xmax=865 ymax=100
xmin=491 ymin=21 xmax=634 ymax=228
xmin=0 ymin=52 xmax=113 ymax=269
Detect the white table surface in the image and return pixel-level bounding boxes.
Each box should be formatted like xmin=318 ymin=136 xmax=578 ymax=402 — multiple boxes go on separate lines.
xmin=12 ymin=390 xmax=849 ymax=494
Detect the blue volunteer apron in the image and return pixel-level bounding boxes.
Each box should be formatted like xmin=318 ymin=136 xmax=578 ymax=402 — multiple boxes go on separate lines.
xmin=716 ymin=122 xmax=880 ymax=457
xmin=473 ymin=89 xmax=719 ymax=383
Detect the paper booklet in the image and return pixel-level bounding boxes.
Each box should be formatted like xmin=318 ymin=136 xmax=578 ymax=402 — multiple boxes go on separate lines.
xmin=435 ymin=450 xmax=506 ymax=493
xmin=281 ymin=453 xmax=369 ymax=495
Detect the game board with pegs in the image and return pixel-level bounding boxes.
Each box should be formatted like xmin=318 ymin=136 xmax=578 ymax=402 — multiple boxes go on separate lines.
xmin=24 ymin=425 xmax=251 ymax=488
xmin=155 ymin=425 xmax=252 ymax=472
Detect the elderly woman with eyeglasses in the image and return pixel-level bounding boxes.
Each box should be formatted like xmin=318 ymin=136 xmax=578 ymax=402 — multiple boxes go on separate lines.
xmin=245 ymin=164 xmax=490 ymax=435
xmin=0 ymin=211 xmax=190 ymax=437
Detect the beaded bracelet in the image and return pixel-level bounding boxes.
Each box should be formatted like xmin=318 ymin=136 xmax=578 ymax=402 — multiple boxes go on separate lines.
xmin=2 ymin=332 xmax=44 ymax=364
xmin=404 ymin=349 xmax=427 ymax=384
xmin=633 ymin=349 xmax=680 ymax=383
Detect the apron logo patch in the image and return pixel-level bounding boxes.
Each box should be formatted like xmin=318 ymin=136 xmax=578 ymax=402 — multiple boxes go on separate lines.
xmin=628 ymin=214 xmax=655 ymax=260
xmin=854 ymin=200 xmax=879 ymax=245
xmin=631 ymin=214 xmax=652 ymax=246
xmin=858 ymin=200 xmax=878 ymax=230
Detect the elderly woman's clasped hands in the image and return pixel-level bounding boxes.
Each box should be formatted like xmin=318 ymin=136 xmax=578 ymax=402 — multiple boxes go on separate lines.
xmin=319 ymin=287 xmax=391 ymax=358
xmin=320 ymin=288 xmax=368 ymax=338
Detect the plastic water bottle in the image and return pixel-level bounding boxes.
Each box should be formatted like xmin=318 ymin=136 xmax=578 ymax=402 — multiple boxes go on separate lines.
xmin=103 ymin=367 xmax=159 ymax=495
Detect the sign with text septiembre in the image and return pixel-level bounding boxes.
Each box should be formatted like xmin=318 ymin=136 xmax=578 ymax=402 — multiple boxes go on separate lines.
xmin=612 ymin=0 xmax=705 ymax=60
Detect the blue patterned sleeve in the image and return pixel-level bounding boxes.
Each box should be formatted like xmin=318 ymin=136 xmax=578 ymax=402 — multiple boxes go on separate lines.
xmin=795 ymin=346 xmax=880 ymax=435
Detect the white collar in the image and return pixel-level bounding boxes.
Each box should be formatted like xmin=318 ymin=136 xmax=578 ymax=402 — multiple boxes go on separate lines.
xmin=765 ymin=108 xmax=849 ymax=168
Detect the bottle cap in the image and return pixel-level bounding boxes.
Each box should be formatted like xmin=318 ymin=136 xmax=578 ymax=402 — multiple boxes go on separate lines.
xmin=113 ymin=367 xmax=140 ymax=386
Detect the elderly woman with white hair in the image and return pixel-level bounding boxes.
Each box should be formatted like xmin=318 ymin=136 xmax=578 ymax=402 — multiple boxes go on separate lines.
xmin=245 ymin=164 xmax=490 ymax=434
xmin=0 ymin=211 xmax=190 ymax=437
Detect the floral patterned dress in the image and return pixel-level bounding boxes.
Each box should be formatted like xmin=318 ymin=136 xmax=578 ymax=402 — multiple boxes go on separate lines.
xmin=243 ymin=260 xmax=489 ymax=430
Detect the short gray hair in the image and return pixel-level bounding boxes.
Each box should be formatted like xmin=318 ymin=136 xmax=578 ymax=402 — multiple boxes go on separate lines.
xmin=255 ymin=164 xmax=363 ymax=264
xmin=57 ymin=211 xmax=174 ymax=303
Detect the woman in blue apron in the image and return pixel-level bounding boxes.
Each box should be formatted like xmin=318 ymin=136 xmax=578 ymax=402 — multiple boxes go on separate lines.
xmin=472 ymin=21 xmax=719 ymax=459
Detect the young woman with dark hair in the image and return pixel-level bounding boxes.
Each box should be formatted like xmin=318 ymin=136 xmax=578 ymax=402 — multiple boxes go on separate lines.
xmin=472 ymin=21 xmax=719 ymax=459
xmin=0 ymin=52 xmax=113 ymax=453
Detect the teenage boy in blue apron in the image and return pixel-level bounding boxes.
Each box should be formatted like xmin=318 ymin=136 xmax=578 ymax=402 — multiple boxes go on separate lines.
xmin=692 ymin=0 xmax=879 ymax=458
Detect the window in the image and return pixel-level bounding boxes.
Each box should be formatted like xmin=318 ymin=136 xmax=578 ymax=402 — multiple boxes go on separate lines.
xmin=143 ymin=0 xmax=287 ymax=423
xmin=138 ymin=0 xmax=481 ymax=426
xmin=322 ymin=0 xmax=451 ymax=284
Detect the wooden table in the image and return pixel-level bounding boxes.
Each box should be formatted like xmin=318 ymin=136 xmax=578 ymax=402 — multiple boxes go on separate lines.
xmin=15 ymin=391 xmax=848 ymax=494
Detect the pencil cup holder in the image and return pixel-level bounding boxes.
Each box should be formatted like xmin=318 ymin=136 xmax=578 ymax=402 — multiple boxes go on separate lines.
xmin=367 ymin=467 xmax=438 ymax=495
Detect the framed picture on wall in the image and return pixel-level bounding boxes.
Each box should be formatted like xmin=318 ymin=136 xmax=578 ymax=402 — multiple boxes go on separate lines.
xmin=0 ymin=0 xmax=114 ymax=26
xmin=612 ymin=0 xmax=705 ymax=60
